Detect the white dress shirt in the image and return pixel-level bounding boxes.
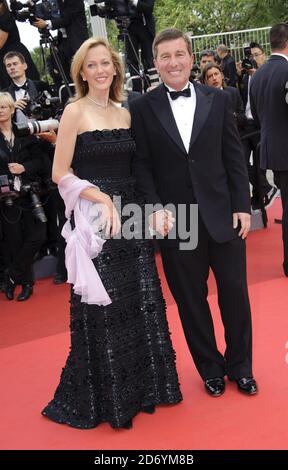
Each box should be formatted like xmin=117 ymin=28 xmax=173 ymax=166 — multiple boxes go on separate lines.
xmin=165 ymin=81 xmax=196 ymax=153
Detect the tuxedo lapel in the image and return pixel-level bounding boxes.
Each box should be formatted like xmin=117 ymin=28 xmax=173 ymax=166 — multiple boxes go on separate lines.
xmin=147 ymin=84 xmax=187 ymax=155
xmin=189 ymin=84 xmax=214 ymax=151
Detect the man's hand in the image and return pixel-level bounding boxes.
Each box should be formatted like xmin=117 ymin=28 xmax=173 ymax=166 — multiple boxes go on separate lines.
xmin=38 ymin=129 xmax=57 ymax=144
xmin=149 ymin=209 xmax=175 ymax=237
xmin=32 ymin=18 xmax=47 ymax=29
xmin=8 ymin=163 xmax=25 ymax=175
xmin=233 ymin=212 xmax=251 ymax=239
xmin=14 ymin=98 xmax=28 ymax=111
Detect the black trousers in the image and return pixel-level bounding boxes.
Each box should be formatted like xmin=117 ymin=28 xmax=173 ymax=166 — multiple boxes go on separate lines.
xmin=160 ymin=216 xmax=253 ymax=381
xmin=126 ymin=24 xmax=154 ymax=92
xmin=0 ymin=204 xmax=46 ymax=285
xmin=273 ymin=170 xmax=288 ymax=270
xmin=241 ymin=121 xmax=271 ymax=198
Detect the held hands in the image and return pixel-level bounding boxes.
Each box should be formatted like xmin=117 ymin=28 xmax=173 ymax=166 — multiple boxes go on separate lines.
xmin=233 ymin=212 xmax=251 ymax=239
xmin=38 ymin=129 xmax=57 ymax=144
xmin=149 ymin=209 xmax=175 ymax=237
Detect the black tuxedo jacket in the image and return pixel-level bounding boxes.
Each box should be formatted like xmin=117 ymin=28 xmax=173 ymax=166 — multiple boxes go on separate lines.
xmin=51 ymin=0 xmax=88 ymax=54
xmin=130 ymin=82 xmax=250 ymax=244
xmin=250 ymin=55 xmax=288 ymax=171
xmin=7 ymin=79 xmax=50 ymax=102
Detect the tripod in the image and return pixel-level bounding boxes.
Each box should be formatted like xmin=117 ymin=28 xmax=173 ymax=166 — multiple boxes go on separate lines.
xmin=115 ymin=17 xmax=151 ymax=92
xmin=38 ymin=28 xmax=73 ymax=99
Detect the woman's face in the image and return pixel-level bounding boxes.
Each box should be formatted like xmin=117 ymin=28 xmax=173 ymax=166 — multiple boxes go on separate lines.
xmin=0 ymin=103 xmax=13 ymax=124
xmin=81 ymin=45 xmax=116 ymax=93
xmin=205 ymin=67 xmax=223 ymax=88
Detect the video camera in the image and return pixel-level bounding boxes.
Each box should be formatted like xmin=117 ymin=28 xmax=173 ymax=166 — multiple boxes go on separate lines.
xmin=90 ymin=0 xmax=135 ymax=20
xmin=0 ymin=175 xmax=47 ymax=222
xmin=241 ymin=45 xmax=257 ymax=73
xmin=10 ymin=0 xmax=59 ymax=25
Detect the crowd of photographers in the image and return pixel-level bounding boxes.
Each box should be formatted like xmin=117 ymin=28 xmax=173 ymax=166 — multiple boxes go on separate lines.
xmin=0 ymin=0 xmax=285 ymax=301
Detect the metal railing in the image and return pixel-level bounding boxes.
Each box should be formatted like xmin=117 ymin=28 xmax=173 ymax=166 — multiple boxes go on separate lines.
xmin=189 ymin=26 xmax=271 ymax=63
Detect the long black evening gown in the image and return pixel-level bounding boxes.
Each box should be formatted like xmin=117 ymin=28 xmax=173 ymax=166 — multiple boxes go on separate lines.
xmin=42 ymin=129 xmax=182 ymax=429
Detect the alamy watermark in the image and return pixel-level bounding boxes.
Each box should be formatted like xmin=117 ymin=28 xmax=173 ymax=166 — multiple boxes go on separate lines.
xmin=89 ymin=195 xmax=199 ymax=251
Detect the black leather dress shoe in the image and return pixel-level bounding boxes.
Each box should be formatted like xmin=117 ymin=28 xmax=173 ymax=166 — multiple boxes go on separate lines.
xmin=53 ymin=273 xmax=67 ymax=285
xmin=204 ymin=377 xmax=225 ymax=397
xmin=5 ymin=275 xmax=16 ymax=301
xmin=17 ymin=284 xmax=33 ymax=301
xmin=233 ymin=377 xmax=258 ymax=395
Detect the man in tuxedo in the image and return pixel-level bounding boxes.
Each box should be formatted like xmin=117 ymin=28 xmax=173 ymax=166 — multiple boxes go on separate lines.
xmin=4 ymin=51 xmax=51 ymax=121
xmin=125 ymin=0 xmax=155 ymax=92
xmin=32 ymin=0 xmax=88 ymax=84
xmin=250 ymin=23 xmax=288 ymax=277
xmin=130 ymin=28 xmax=258 ymax=396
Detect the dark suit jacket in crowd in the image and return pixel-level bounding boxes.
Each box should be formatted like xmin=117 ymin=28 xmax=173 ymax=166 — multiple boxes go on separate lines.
xmin=129 ymin=0 xmax=156 ymax=37
xmin=221 ymin=54 xmax=238 ymax=88
xmin=250 ymin=54 xmax=288 ymax=171
xmin=51 ymin=0 xmax=88 ymax=54
xmin=130 ymin=82 xmax=250 ymax=245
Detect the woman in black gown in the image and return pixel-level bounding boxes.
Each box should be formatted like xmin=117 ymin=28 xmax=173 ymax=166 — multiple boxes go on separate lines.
xmin=41 ymin=37 xmax=182 ymax=430
xmin=0 ymin=1 xmax=39 ymax=89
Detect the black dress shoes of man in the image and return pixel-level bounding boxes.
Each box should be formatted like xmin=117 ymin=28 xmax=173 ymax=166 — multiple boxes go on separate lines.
xmin=204 ymin=377 xmax=225 ymax=397
xmin=232 ymin=377 xmax=258 ymax=395
xmin=17 ymin=284 xmax=33 ymax=301
xmin=5 ymin=275 xmax=16 ymax=300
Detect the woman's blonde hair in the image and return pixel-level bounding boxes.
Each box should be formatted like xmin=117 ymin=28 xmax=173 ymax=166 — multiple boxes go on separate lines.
xmin=0 ymin=92 xmax=15 ymax=112
xmin=70 ymin=37 xmax=126 ymax=103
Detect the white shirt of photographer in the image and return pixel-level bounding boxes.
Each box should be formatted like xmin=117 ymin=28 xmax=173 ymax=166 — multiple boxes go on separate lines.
xmin=165 ymin=81 xmax=196 ymax=153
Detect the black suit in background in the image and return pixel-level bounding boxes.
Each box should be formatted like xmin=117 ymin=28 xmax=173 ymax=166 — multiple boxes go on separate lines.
xmin=220 ymin=54 xmax=238 ymax=88
xmin=238 ymin=74 xmax=272 ymax=201
xmin=250 ymin=54 xmax=288 ymax=273
xmin=126 ymin=0 xmax=155 ymax=92
xmin=130 ymin=82 xmax=254 ymax=380
xmin=50 ymin=0 xmax=88 ymax=83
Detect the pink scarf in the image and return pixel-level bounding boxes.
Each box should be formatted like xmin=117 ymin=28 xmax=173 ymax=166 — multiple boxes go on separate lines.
xmin=58 ymin=173 xmax=112 ymax=306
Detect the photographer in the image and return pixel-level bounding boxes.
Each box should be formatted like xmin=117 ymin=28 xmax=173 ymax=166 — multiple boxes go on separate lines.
xmin=4 ymin=51 xmax=51 ymax=121
xmin=0 ymin=92 xmax=47 ymax=301
xmin=125 ymin=0 xmax=156 ymax=92
xmin=238 ymin=44 xmax=277 ymax=210
xmin=4 ymin=50 xmax=67 ymax=284
xmin=0 ymin=0 xmax=39 ymax=89
xmin=32 ymin=0 xmax=88 ymax=84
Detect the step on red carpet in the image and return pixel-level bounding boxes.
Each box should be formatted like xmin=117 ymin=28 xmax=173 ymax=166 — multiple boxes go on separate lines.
xmin=0 ymin=200 xmax=287 ymax=450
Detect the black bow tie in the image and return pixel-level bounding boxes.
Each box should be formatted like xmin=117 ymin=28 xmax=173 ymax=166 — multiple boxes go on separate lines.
xmin=12 ymin=82 xmax=27 ymax=92
xmin=165 ymin=86 xmax=191 ymax=100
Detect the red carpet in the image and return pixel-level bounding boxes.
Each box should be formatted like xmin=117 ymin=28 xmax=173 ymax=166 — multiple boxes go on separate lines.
xmin=1 ymin=200 xmax=288 ymax=450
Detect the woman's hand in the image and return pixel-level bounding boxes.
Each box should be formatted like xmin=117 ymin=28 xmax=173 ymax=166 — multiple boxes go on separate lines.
xmin=94 ymin=193 xmax=121 ymax=239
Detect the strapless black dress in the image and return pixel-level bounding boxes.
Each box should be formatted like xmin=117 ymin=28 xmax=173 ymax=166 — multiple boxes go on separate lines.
xmin=42 ymin=129 xmax=182 ymax=429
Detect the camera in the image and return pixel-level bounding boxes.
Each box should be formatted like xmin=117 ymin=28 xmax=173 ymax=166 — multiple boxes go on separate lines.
xmin=0 ymin=174 xmax=47 ymax=222
xmin=14 ymin=118 xmax=59 ymax=137
xmin=90 ymin=0 xmax=134 ymax=20
xmin=10 ymin=0 xmax=60 ymax=24
xmin=23 ymin=90 xmax=61 ymax=120
xmin=241 ymin=45 xmax=257 ymax=72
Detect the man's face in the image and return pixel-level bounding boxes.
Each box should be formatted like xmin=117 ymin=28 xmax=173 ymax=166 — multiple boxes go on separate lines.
xmin=154 ymin=38 xmax=194 ymax=91
xmin=251 ymin=47 xmax=266 ymax=68
xmin=200 ymin=55 xmax=215 ymax=72
xmin=4 ymin=56 xmax=27 ymax=81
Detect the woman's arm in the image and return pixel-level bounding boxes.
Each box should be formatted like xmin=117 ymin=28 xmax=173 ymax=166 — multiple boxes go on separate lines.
xmin=0 ymin=29 xmax=8 ymax=48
